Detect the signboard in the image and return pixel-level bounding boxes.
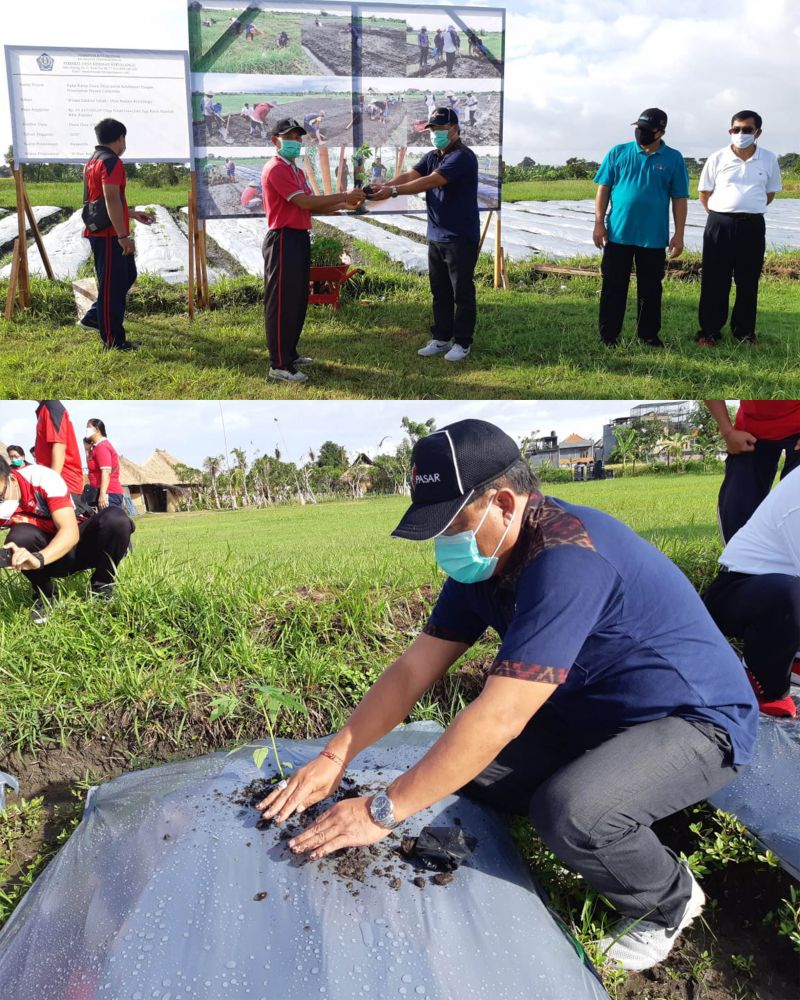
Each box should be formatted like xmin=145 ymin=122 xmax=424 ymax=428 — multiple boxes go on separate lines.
xmin=187 ymin=0 xmax=505 ymax=218
xmin=4 ymin=46 xmax=193 ymax=164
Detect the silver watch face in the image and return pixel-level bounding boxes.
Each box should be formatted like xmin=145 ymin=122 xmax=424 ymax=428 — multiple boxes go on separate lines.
xmin=370 ymin=792 xmax=395 ymax=827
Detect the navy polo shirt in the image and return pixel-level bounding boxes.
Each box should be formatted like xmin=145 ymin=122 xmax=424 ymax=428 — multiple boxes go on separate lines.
xmin=412 ymin=142 xmax=480 ymax=243
xmin=424 ymin=494 xmax=758 ymax=765
xmin=594 ymin=140 xmax=690 ymax=248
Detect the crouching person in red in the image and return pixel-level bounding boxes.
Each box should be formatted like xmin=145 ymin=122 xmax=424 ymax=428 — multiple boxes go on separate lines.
xmin=0 ymin=455 xmax=134 ymax=623
xmin=261 ymin=118 xmax=365 ymax=383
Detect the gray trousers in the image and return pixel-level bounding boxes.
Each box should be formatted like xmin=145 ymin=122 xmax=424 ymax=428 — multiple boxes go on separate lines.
xmin=460 ymin=710 xmax=739 ymax=927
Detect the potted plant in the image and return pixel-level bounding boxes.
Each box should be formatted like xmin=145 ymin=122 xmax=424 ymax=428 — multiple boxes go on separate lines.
xmin=308 ymin=232 xmax=361 ymax=311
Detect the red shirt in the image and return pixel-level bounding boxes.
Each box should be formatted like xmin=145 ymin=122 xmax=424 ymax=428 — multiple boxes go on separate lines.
xmin=1 ymin=465 xmax=74 ymax=536
xmin=35 ymin=401 xmax=84 ymax=495
xmin=735 ymin=401 xmax=800 ymax=440
xmin=87 ymin=439 xmax=122 ymax=494
xmin=82 ymin=147 xmax=129 ymax=238
xmin=262 ymin=155 xmax=313 ymax=231
xmin=252 ymin=102 xmax=274 ymax=122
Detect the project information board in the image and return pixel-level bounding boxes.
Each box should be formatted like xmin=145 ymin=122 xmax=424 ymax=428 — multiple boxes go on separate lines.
xmin=4 ymin=46 xmax=193 ymax=164
xmin=187 ymin=0 xmax=505 ymax=218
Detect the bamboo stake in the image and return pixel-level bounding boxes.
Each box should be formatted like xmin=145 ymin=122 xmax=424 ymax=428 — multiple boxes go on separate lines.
xmin=337 ymin=146 xmax=346 ymax=192
xmin=493 ymin=212 xmax=502 ymax=289
xmin=13 ymin=167 xmax=30 ymax=307
xmin=478 ymin=210 xmax=493 ymax=254
xmin=318 ymin=144 xmax=332 ymax=194
xmin=22 ymin=187 xmax=54 ymax=280
xmin=199 ymin=221 xmax=210 ymax=305
xmin=4 ymin=238 xmax=21 ymax=321
xmin=187 ymin=173 xmax=197 ymax=319
xmin=303 ymin=154 xmax=321 ymax=195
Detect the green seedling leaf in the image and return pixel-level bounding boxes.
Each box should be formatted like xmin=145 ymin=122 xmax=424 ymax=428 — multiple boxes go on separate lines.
xmin=252 ymin=747 xmax=270 ymax=770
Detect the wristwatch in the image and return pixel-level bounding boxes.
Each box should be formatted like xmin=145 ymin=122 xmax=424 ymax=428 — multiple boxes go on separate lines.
xmin=369 ymin=790 xmax=399 ymax=829
xmin=32 ymin=552 xmax=45 ymax=568
xmin=390 ymin=185 xmax=399 ymax=198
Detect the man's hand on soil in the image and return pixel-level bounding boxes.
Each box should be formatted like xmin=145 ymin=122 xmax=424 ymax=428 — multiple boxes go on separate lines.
xmin=256 ymin=755 xmax=343 ymax=823
xmin=288 ymin=796 xmax=388 ymax=860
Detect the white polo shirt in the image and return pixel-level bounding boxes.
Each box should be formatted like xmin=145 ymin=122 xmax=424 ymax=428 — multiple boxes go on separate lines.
xmin=719 ymin=467 xmax=800 ymax=578
xmin=699 ymin=145 xmax=782 ymax=214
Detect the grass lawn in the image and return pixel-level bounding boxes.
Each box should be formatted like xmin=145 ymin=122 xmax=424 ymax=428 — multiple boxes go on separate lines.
xmin=0 ymin=178 xmax=190 ymax=211
xmin=1 ymin=250 xmax=798 ymax=400
xmin=188 ymin=8 xmax=314 ymax=75
xmin=1 ymin=476 xmax=798 ymax=998
xmin=503 ymin=177 xmax=800 ymax=201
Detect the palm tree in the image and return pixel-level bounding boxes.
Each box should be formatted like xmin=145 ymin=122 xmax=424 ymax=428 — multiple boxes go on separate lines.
xmin=231 ymin=447 xmax=250 ymax=506
xmin=202 ymin=454 xmax=223 ymax=509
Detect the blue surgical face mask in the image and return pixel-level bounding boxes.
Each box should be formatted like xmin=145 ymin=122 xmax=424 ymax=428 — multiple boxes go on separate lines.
xmin=280 ymin=139 xmax=302 ymax=160
xmin=431 ymin=130 xmax=451 ymax=149
xmin=434 ymin=496 xmax=515 ymax=584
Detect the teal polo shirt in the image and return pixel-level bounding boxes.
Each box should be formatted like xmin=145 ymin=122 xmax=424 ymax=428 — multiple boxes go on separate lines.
xmin=594 ymin=141 xmax=689 ymax=249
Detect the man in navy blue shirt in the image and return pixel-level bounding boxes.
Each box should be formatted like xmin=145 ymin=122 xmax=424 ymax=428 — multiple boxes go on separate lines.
xmin=594 ymin=108 xmax=689 ymax=347
xmin=367 ymin=108 xmax=479 ymax=362
xmin=256 ymin=419 xmax=757 ymax=974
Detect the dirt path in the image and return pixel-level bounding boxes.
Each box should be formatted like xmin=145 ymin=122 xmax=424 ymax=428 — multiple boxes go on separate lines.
xmin=302 ymin=17 xmax=406 ymax=77
xmin=406 ymin=44 xmax=502 ymax=79
xmin=406 ymin=92 xmax=501 ymax=146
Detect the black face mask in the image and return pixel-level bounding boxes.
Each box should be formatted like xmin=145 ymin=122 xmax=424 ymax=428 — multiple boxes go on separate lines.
xmin=635 ymin=127 xmax=658 ymax=147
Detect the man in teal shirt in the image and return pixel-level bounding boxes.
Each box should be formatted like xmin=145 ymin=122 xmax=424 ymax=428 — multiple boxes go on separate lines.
xmin=593 ymin=108 xmax=689 ymax=347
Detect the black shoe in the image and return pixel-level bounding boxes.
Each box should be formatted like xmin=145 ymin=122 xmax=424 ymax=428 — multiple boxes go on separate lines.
xmin=601 ymin=338 xmax=619 ymax=348
xmin=77 ymin=314 xmax=99 ymax=330
xmin=640 ymin=337 xmax=665 ymax=348
xmin=734 ymin=334 xmax=759 ymax=345
xmin=695 ymin=331 xmax=719 ymax=346
xmin=103 ymin=341 xmax=141 ymax=352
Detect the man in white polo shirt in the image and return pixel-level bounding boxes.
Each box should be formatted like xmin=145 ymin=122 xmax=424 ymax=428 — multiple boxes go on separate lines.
xmin=704 ymin=466 xmax=800 ymax=719
xmin=695 ymin=110 xmax=782 ymax=346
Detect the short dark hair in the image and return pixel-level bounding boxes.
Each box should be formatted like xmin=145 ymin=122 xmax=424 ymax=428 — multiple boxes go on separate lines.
xmin=472 ymin=457 xmax=539 ymax=502
xmin=731 ymin=110 xmax=762 ymax=130
xmin=95 ymin=118 xmax=127 ymax=144
xmin=87 ymin=417 xmax=107 ymax=437
xmin=6 ymin=445 xmax=25 ymax=458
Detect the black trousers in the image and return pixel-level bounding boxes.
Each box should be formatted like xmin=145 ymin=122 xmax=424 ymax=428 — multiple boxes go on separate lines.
xmin=599 ymin=241 xmax=666 ymax=343
xmin=718 ymin=435 xmax=800 ymax=541
xmin=428 ymin=239 xmax=479 ymax=347
xmin=419 ymin=46 xmax=428 ymax=67
xmin=461 ymin=708 xmax=735 ymax=927
xmin=262 ymin=228 xmax=311 ymax=370
xmin=6 ymin=508 xmax=134 ymax=600
xmin=445 ymin=51 xmax=456 ymax=75
xmin=698 ymin=212 xmax=766 ymax=340
xmin=705 ymin=570 xmax=800 ymax=699
xmin=86 ymin=237 xmax=138 ymax=348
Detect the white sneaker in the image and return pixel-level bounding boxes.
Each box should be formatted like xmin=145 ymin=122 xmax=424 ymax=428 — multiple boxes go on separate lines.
xmin=599 ymin=867 xmax=705 ymax=971
xmin=417 ymin=339 xmax=451 ymax=357
xmin=444 ymin=343 xmax=471 ymax=362
xmin=269 ymin=367 xmax=308 ymax=383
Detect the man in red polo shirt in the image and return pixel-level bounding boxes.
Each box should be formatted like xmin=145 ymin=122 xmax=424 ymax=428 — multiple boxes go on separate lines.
xmin=35 ymin=400 xmax=84 ymax=500
xmin=79 ymin=119 xmax=155 ymax=351
xmin=705 ymin=399 xmax=800 ymax=540
xmin=0 ymin=455 xmax=134 ymax=621
xmin=261 ymin=118 xmax=365 ymax=383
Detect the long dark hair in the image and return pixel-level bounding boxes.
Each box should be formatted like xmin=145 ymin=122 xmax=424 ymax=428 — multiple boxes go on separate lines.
xmin=87 ymin=418 xmax=107 ymax=438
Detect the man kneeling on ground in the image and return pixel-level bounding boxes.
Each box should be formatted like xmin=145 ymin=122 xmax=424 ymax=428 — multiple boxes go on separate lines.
xmin=705 ymin=466 xmax=800 ymax=718
xmin=0 ymin=456 xmax=134 ymax=622
xmin=256 ymin=419 xmax=757 ymax=972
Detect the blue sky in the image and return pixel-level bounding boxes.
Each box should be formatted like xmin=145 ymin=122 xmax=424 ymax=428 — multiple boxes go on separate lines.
xmin=0 ymin=400 xmax=657 ymax=467
xmin=1 ymin=0 xmax=797 ymax=164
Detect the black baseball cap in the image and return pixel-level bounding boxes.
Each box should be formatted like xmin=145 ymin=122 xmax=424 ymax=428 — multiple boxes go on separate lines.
xmin=271 ymin=117 xmax=307 ymax=136
xmin=426 ymin=107 xmax=459 ymax=128
xmin=631 ymin=108 xmax=668 ymax=130
xmin=392 ymin=420 xmax=521 ymax=541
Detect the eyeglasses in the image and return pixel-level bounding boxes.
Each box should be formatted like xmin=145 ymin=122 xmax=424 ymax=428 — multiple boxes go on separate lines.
xmin=730 ymin=126 xmax=757 ymax=134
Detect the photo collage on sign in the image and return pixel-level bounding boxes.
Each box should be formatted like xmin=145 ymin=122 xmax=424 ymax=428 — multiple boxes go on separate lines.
xmin=188 ymin=0 xmax=504 ymax=218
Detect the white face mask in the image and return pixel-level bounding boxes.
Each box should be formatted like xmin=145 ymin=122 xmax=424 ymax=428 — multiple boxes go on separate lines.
xmin=0 ymin=498 xmax=18 ymax=522
xmin=731 ymin=132 xmax=756 ymax=150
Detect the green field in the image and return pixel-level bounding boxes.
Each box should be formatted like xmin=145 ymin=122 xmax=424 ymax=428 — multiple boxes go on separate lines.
xmin=406 ymin=28 xmax=504 ymax=63
xmin=2 ymin=476 xmax=798 ymax=996
xmin=188 ymin=8 xmax=314 ymax=75
xmin=504 ymin=178 xmax=800 ymax=201
xmin=1 ymin=249 xmax=799 ymax=400
xmin=191 ymin=91 xmax=351 ymax=118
